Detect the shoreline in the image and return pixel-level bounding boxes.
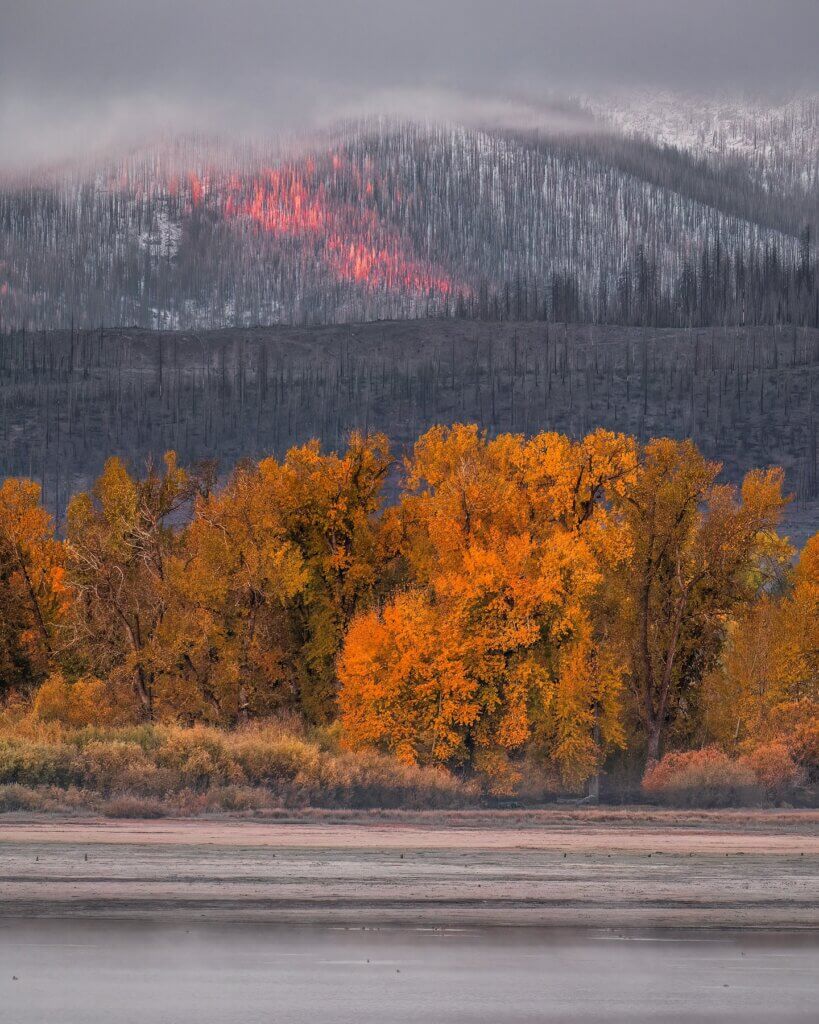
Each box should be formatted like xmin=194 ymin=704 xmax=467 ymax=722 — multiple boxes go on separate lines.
xmin=1 ymin=810 xmax=816 ymax=930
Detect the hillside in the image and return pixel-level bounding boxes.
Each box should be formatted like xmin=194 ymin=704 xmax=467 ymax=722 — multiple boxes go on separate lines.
xmin=0 ymin=120 xmax=815 ymax=332
xmin=586 ymin=91 xmax=819 ymax=200
xmin=2 ymin=320 xmax=816 ymax=541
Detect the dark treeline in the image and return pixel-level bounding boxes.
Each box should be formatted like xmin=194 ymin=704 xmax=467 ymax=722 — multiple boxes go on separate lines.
xmin=0 ymin=123 xmax=815 ymax=331
xmin=1 ymin=322 xmax=816 ymax=534
xmin=476 ymin=228 xmax=817 ymax=329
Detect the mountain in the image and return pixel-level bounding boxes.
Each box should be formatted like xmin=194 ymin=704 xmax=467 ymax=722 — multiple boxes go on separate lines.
xmin=0 ymin=115 xmax=816 ymax=332
xmin=585 ymin=91 xmax=819 ymax=200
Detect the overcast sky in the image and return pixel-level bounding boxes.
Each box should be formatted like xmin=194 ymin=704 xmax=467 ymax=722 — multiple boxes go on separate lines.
xmin=2 ymin=0 xmax=818 ymax=168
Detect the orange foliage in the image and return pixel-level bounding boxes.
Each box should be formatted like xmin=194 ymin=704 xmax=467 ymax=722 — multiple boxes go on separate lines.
xmin=740 ymin=742 xmax=805 ymax=800
xmin=32 ymin=672 xmax=124 ymax=728
xmin=161 ymin=432 xmax=394 ymax=726
xmin=702 ymin=531 xmax=818 ymax=775
xmin=340 ymin=425 xmax=636 ymax=789
xmin=64 ymin=453 xmax=196 ymax=721
xmin=0 ymin=478 xmax=66 ymax=690
xmin=641 ymin=746 xmax=759 ymax=806
xmin=611 ymin=439 xmax=788 ymax=767
xmin=0 ymin=428 xmax=810 ymax=801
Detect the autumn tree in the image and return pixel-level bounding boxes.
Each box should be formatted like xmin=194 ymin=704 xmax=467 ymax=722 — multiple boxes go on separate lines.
xmin=702 ymin=531 xmax=819 ymax=772
xmin=251 ymin=432 xmax=396 ymax=723
xmin=339 ymin=425 xmax=637 ymax=789
xmin=171 ymin=462 xmax=308 ymax=723
xmin=611 ymin=439 xmax=788 ymax=768
xmin=164 ymin=432 xmax=395 ymax=725
xmin=0 ymin=478 xmax=66 ymax=694
xmin=64 ymin=453 xmax=197 ymax=721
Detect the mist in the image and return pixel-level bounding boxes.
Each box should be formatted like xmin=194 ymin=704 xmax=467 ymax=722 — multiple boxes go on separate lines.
xmin=1 ymin=0 xmax=818 ymax=168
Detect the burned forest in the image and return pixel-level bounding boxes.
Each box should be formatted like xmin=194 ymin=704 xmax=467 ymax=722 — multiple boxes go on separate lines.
xmin=1 ymin=319 xmax=816 ymax=540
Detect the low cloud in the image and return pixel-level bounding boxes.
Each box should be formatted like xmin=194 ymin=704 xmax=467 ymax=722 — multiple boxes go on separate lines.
xmin=2 ymin=0 xmax=817 ymax=169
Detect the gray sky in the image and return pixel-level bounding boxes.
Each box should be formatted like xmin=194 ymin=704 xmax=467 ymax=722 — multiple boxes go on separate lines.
xmin=2 ymin=0 xmax=818 ymax=168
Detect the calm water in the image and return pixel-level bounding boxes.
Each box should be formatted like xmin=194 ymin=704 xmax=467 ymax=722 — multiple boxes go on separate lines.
xmin=1 ymin=920 xmax=817 ymax=1023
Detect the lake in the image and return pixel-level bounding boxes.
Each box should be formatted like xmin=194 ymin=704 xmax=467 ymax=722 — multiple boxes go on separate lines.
xmin=1 ymin=921 xmax=817 ymax=1023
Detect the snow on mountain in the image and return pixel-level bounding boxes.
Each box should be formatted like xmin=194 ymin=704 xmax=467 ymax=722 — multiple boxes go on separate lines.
xmin=585 ymin=90 xmax=819 ymax=195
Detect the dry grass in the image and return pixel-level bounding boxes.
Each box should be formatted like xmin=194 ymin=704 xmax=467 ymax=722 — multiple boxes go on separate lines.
xmin=0 ymin=719 xmax=479 ymax=812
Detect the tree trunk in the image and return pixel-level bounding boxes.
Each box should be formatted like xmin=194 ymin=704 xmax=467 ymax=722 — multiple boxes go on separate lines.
xmin=645 ymin=724 xmax=662 ymax=769
xmin=237 ymin=598 xmax=259 ymax=725
xmin=644 ymin=588 xmax=687 ymax=771
xmin=134 ymin=666 xmax=153 ymax=722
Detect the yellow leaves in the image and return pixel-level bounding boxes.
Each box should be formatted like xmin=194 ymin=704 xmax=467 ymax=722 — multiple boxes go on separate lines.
xmin=740 ymin=466 xmax=788 ymax=527
xmin=702 ymin=530 xmax=818 ymax=768
xmin=94 ymin=457 xmax=139 ymax=534
xmin=4 ymin=428 xmax=802 ymax=794
xmin=607 ymin=435 xmax=793 ymax=765
xmin=157 ymin=432 xmax=395 ymax=725
xmin=339 ymin=425 xmax=635 ymax=789
xmin=186 ymin=473 xmax=308 ymax=609
xmin=0 ymin=477 xmax=64 ymax=683
xmin=794 ymin=532 xmax=819 ymax=597
xmin=32 ymin=672 xmax=123 ymax=728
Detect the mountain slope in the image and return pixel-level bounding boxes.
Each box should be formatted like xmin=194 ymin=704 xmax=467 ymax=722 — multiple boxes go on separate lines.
xmin=0 ymin=121 xmax=815 ymax=330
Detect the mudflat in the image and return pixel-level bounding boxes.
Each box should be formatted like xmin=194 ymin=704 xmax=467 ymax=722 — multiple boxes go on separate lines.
xmin=0 ymin=809 xmax=817 ymax=929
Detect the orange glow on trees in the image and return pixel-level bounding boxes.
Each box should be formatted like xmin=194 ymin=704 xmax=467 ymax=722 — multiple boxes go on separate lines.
xmin=221 ymin=161 xmax=460 ymax=298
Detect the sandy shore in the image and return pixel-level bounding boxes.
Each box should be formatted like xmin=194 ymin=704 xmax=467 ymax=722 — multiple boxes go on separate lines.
xmin=1 ymin=810 xmax=817 ymax=929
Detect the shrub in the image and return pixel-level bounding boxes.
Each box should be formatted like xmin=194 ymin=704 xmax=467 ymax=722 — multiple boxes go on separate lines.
xmin=33 ymin=672 xmax=127 ymax=728
xmin=231 ymin=730 xmax=320 ymax=785
xmin=642 ymin=746 xmax=761 ymax=807
xmin=78 ymin=740 xmax=159 ymax=795
xmin=101 ymin=796 xmax=167 ymax=818
xmin=741 ymin=742 xmax=806 ymax=801
xmin=0 ymin=739 xmax=78 ymax=787
xmin=0 ymin=719 xmax=478 ymax=810
xmin=201 ymin=785 xmax=272 ymax=812
xmin=0 ymin=783 xmax=49 ymax=812
xmin=155 ymin=726 xmax=240 ymax=789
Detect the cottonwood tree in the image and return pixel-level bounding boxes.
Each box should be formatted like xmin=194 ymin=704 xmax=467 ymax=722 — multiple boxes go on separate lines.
xmin=253 ymin=432 xmax=396 ymax=723
xmin=0 ymin=478 xmax=65 ymax=693
xmin=611 ymin=439 xmax=788 ymax=768
xmin=64 ymin=453 xmax=196 ymax=720
xmin=702 ymin=531 xmax=819 ymax=769
xmin=339 ymin=425 xmax=637 ymax=790
xmin=173 ymin=463 xmax=308 ymax=723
